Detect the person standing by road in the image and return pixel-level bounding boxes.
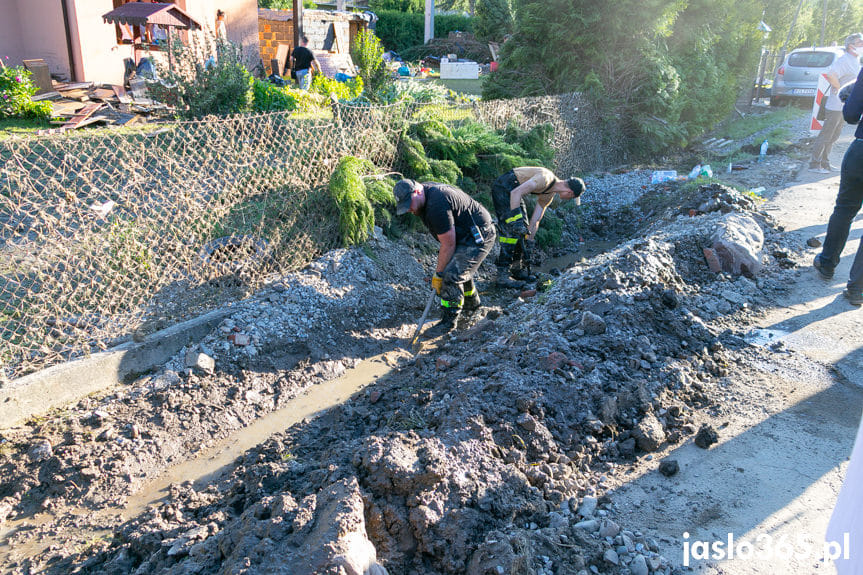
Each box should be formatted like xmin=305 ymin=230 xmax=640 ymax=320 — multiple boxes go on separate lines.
xmin=809 ymin=33 xmax=863 ymax=173
xmin=813 ymin=66 xmax=863 ymax=305
xmin=491 ymin=167 xmax=585 ymax=287
xmin=290 ymin=36 xmax=321 ymax=90
xmin=393 ymin=179 xmax=496 ymax=336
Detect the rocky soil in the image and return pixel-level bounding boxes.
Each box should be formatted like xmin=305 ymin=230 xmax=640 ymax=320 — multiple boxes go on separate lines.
xmin=0 ymin=109 xmax=836 ymax=575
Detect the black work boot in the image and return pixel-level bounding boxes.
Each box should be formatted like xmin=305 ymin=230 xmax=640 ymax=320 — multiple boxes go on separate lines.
xmin=425 ymin=307 xmax=460 ymax=337
xmin=495 ymin=266 xmax=524 ymax=288
xmin=511 ymin=267 xmax=537 ymax=282
xmin=463 ymin=292 xmax=481 ymax=312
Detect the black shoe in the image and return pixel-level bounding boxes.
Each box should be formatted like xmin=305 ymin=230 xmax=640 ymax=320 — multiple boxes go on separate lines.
xmin=813 ymin=257 xmax=834 ymax=280
xmin=844 ymin=289 xmax=863 ymax=306
xmin=495 ymin=269 xmax=524 ymax=289
xmin=511 ymin=268 xmax=537 ymax=282
xmin=425 ymin=313 xmax=459 ymax=337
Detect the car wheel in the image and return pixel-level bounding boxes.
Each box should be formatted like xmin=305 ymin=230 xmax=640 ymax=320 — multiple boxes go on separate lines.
xmin=770 ymin=96 xmax=783 ymax=107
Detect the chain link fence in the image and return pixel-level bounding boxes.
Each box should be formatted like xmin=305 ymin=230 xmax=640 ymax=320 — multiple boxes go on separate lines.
xmin=0 ymin=92 xmax=619 ymax=380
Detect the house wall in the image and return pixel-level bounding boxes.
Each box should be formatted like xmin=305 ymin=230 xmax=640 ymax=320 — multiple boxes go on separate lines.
xmin=0 ymin=0 xmax=71 ymax=80
xmin=0 ymin=0 xmax=261 ymax=86
xmin=72 ymin=0 xmax=134 ymax=84
xmin=0 ymin=0 xmax=23 ymax=65
xmin=185 ymin=0 xmax=261 ymax=66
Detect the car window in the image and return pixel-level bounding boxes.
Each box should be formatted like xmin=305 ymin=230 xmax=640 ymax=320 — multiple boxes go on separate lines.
xmin=788 ymin=52 xmax=836 ymax=67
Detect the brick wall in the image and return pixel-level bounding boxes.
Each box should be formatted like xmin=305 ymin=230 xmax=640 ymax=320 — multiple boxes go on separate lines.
xmin=259 ymin=17 xmax=294 ymax=76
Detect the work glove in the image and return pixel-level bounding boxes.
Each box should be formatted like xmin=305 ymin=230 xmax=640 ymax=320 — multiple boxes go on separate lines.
xmin=431 ymin=273 xmax=443 ymax=295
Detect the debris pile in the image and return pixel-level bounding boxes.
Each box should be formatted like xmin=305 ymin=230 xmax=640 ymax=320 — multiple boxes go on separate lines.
xmin=0 ymin=180 xmax=802 ymax=574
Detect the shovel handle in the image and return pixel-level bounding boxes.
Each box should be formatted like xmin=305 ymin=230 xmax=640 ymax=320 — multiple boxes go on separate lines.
xmin=409 ymin=290 xmax=437 ymax=347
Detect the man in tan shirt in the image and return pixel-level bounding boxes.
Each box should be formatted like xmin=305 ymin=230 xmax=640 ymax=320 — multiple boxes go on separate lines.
xmin=491 ymin=167 xmax=585 ymax=286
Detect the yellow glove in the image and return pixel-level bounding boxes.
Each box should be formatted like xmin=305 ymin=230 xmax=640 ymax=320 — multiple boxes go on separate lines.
xmin=431 ymin=273 xmax=443 ymax=295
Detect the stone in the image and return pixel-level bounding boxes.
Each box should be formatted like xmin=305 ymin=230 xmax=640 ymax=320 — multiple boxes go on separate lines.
xmin=578 ymin=496 xmax=598 ymax=518
xmin=369 ymin=390 xmax=382 ymax=404
xmin=633 ymin=413 xmax=666 ymax=452
xmin=185 ymin=350 xmax=215 ymax=374
xmin=540 ymin=351 xmax=568 ymax=372
xmin=28 ymin=439 xmax=53 ymax=462
xmin=580 ymin=311 xmax=606 ymax=335
xmin=708 ymin=212 xmax=764 ymax=276
xmin=694 ymin=424 xmax=719 ymax=449
xmin=598 ymin=519 xmax=620 ymax=538
xmin=0 ymin=499 xmax=13 ymax=524
xmin=435 ymin=355 xmax=458 ymax=370
xmin=548 ymin=512 xmax=568 ymax=530
xmin=228 ymin=333 xmax=251 ymax=346
xmin=806 ymin=236 xmax=822 ymax=248
xmin=603 ymin=549 xmax=619 ymax=565
xmin=574 ymin=519 xmax=599 ymax=531
xmin=630 ymin=554 xmax=649 ymax=575
xmin=659 ymin=459 xmax=679 ymax=477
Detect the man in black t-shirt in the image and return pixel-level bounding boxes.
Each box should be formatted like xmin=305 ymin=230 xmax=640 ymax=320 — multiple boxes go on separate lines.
xmin=394 ymin=179 xmax=496 ymax=336
xmin=290 ymin=35 xmax=320 ymax=90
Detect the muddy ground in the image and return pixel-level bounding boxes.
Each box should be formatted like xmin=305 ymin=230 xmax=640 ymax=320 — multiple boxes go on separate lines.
xmin=0 ymin=108 xmax=859 ymax=575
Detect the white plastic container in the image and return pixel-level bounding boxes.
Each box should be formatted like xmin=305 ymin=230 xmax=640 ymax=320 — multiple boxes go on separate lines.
xmin=439 ymin=58 xmax=481 ymax=80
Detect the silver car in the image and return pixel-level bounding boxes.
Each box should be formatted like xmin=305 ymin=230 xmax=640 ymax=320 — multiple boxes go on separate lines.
xmin=771 ymin=46 xmax=845 ymax=106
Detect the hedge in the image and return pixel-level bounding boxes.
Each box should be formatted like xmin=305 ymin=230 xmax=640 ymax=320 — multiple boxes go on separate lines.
xmin=374 ymin=10 xmax=473 ymax=53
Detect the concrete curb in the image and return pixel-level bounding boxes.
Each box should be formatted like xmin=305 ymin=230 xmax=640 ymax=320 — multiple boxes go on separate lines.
xmin=1 ymin=308 xmax=229 ymax=430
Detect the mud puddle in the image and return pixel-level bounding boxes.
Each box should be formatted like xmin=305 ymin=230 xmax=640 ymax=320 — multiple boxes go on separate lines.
xmin=0 ymin=350 xmax=405 ymax=571
xmin=541 ymin=239 xmax=619 ymax=273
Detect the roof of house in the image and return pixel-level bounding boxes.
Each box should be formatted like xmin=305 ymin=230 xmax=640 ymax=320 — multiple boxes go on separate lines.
xmin=102 ymin=2 xmax=202 ymax=30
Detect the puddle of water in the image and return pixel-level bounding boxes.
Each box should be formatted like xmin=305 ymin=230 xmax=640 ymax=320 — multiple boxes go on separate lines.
xmin=0 ymin=351 xmax=401 ymax=567
xmin=124 ymin=351 xmax=399 ymax=519
xmin=540 ymin=240 xmax=618 ymax=274
xmin=745 ymin=328 xmax=792 ymax=347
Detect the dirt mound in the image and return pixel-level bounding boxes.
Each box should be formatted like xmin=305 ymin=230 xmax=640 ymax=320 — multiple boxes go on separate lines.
xmin=0 ymin=180 xmax=806 ymax=574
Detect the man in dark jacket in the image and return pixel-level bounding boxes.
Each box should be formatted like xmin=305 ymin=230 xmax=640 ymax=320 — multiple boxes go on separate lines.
xmin=394 ymin=179 xmax=496 ymax=336
xmin=813 ymin=67 xmax=863 ymax=305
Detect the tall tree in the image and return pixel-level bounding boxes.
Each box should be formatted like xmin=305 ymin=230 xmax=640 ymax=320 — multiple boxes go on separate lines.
xmin=474 ymin=0 xmax=513 ymax=42
xmin=483 ymin=0 xmax=765 ymax=154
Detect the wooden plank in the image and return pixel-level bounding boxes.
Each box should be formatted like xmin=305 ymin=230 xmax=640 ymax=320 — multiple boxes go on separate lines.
xmin=91 ymin=88 xmax=116 ymax=101
xmin=56 ymin=81 xmax=94 ymax=92
xmin=275 ymin=43 xmax=291 ymax=76
xmin=63 ymin=103 xmax=103 ymax=129
xmin=313 ymin=50 xmax=356 ymax=78
xmin=31 ymin=91 xmax=62 ymax=101
xmin=22 ymin=59 xmax=53 ymax=95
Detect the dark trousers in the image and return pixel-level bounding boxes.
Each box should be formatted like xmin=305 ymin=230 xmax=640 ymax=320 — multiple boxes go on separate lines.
xmin=440 ymin=231 xmax=495 ymax=310
xmin=817 ymin=139 xmax=863 ymax=290
xmin=491 ymin=171 xmax=527 ymax=270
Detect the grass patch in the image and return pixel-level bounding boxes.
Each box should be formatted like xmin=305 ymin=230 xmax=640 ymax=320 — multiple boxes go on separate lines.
xmin=0 ymin=117 xmax=51 ymax=139
xmin=429 ymin=77 xmax=484 ymax=96
xmin=714 ymin=107 xmax=803 ymax=141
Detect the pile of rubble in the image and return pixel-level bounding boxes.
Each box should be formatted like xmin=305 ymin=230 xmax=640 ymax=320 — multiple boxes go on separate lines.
xmin=0 ymin=179 xmax=803 ymax=574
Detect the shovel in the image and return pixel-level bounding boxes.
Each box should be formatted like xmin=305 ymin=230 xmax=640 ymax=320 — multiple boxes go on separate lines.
xmin=406 ymin=290 xmax=437 ymax=353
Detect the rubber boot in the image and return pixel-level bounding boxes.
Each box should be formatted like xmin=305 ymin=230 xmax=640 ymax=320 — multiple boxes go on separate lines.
xmin=425 ymin=307 xmax=460 ymax=338
xmin=495 ymin=266 xmax=524 ymax=289
xmin=463 ymin=292 xmax=481 ymax=312
xmin=511 ymin=267 xmax=537 ymax=282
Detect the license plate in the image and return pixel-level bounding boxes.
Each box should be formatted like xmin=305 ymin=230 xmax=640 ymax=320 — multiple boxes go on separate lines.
xmin=792 ymin=88 xmax=816 ymax=95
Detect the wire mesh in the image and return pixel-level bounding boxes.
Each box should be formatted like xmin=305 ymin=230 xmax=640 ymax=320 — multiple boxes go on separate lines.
xmin=0 ymin=93 xmax=611 ymax=380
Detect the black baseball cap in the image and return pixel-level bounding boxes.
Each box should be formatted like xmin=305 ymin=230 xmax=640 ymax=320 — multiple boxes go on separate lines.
xmin=394 ymin=179 xmax=419 ymax=214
